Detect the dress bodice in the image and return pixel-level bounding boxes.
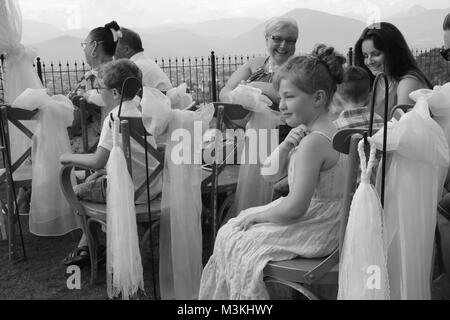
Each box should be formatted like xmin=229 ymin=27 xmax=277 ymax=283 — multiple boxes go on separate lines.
xmin=287 ymin=131 xmax=345 ymax=201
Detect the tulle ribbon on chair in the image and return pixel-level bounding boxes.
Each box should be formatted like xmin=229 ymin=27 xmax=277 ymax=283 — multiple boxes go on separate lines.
xmin=372 ymin=93 xmax=449 ymax=299
xmin=0 ymin=0 xmax=43 ymax=163
xmin=141 ymin=87 xmax=214 ymax=299
xmin=338 ymin=137 xmax=390 ymax=300
xmin=106 ymin=118 xmax=144 ymax=300
xmin=224 ymin=85 xmax=283 ymax=221
xmin=12 ymin=89 xmax=78 ymax=236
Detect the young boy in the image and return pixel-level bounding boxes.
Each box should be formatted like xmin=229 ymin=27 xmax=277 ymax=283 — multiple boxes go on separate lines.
xmin=333 ymin=66 xmax=384 ymax=131
xmin=60 ymin=59 xmax=161 ymax=266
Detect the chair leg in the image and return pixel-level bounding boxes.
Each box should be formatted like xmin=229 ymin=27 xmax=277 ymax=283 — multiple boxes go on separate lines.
xmin=264 ymin=277 xmax=319 ymax=300
xmin=86 ymin=218 xmax=101 ymax=285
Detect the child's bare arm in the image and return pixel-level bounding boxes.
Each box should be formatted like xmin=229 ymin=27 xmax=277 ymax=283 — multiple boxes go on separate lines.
xmin=60 ymin=146 xmax=110 ymax=170
xmin=237 ymin=134 xmax=330 ymax=230
xmin=262 ymin=125 xmax=308 ymax=182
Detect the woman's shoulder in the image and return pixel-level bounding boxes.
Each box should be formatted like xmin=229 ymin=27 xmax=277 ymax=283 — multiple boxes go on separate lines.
xmin=399 ymin=71 xmax=430 ymax=88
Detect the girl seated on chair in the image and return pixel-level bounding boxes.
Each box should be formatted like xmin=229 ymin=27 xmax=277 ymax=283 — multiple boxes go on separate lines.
xmin=60 ymin=59 xmax=161 ymax=267
xmin=199 ymin=45 xmax=346 ymax=300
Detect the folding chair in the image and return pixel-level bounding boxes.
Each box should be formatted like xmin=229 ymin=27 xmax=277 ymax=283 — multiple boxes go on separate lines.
xmin=262 ymin=128 xmax=365 ymax=299
xmin=0 ymin=104 xmax=36 ymax=261
xmin=200 ymin=103 xmax=249 ymax=241
xmin=60 ymin=117 xmax=163 ymax=290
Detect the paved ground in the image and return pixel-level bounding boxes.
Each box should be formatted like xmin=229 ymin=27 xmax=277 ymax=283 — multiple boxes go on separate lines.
xmin=1 ymin=215 xmax=450 ymax=300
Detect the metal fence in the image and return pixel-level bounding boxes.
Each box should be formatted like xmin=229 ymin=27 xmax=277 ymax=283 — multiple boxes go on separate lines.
xmin=0 ymin=48 xmax=449 ymax=104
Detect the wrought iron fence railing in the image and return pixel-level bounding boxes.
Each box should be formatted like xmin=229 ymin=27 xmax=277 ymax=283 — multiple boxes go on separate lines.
xmin=0 ymin=48 xmax=449 ymax=104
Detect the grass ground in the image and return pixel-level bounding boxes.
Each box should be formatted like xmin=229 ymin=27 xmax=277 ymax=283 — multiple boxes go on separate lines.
xmin=1 ymin=215 xmax=450 ymax=300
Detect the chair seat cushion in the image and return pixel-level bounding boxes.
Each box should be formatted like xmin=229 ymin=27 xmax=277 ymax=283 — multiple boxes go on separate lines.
xmin=264 ymin=257 xmax=338 ymax=285
xmin=81 ymin=196 xmax=161 ymax=223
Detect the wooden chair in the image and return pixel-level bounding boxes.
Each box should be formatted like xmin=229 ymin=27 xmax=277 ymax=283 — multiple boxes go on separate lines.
xmin=263 ymin=128 xmax=366 ymax=300
xmin=60 ymin=117 xmax=163 ymax=287
xmin=0 ymin=104 xmax=36 ymax=261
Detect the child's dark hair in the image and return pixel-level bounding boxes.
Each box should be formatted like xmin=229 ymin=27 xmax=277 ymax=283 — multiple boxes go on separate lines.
xmin=88 ymin=21 xmax=121 ymax=56
xmin=99 ymin=59 xmax=143 ymax=100
xmin=273 ymin=44 xmax=346 ymax=108
xmin=338 ymin=66 xmax=371 ymax=105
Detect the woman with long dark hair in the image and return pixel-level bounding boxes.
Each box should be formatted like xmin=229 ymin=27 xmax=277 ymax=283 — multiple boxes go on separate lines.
xmin=354 ymin=22 xmax=432 ymax=118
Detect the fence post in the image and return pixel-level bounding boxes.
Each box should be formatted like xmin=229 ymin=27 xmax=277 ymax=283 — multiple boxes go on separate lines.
xmin=211 ymin=51 xmax=217 ymax=102
xmin=36 ymin=57 xmax=43 ymax=85
xmin=348 ymin=47 xmax=353 ymax=66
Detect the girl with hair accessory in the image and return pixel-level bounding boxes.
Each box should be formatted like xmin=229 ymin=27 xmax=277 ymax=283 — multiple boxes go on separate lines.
xmin=199 ymin=45 xmax=346 ymax=300
xmin=354 ymin=22 xmax=432 ymax=118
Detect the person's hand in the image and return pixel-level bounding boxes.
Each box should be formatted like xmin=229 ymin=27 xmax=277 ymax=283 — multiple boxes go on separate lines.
xmin=60 ymin=153 xmax=73 ymax=165
xmin=282 ymin=125 xmax=309 ymax=149
xmin=235 ymin=212 xmax=263 ymax=231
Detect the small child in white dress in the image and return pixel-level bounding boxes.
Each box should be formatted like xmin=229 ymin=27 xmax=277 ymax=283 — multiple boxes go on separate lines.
xmin=199 ymin=45 xmax=346 ymax=299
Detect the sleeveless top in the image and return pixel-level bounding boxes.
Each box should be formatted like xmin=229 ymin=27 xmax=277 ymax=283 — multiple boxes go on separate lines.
xmin=372 ymin=71 xmax=431 ymax=119
xmin=247 ymin=57 xmax=291 ymax=141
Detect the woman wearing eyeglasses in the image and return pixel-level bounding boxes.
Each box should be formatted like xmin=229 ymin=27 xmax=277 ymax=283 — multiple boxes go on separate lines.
xmin=354 ymin=22 xmax=432 ymax=119
xmin=220 ymin=18 xmax=298 ymax=106
xmin=220 ymin=18 xmax=298 ymax=222
xmin=68 ymin=21 xmax=121 ymax=140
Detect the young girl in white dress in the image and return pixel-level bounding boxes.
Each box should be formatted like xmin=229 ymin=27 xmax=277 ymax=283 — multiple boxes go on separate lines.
xmin=199 ymin=45 xmax=347 ymax=300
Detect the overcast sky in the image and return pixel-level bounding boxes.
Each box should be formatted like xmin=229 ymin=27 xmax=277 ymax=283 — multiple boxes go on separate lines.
xmin=19 ymin=0 xmax=450 ymax=30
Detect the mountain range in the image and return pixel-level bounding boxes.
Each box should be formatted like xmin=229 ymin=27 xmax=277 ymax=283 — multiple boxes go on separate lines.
xmin=21 ymin=6 xmax=450 ymax=63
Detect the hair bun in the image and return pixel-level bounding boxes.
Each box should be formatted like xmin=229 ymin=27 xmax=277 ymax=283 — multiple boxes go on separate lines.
xmin=104 ymin=20 xmax=120 ymax=31
xmin=104 ymin=21 xmax=122 ymax=42
xmin=311 ymin=43 xmax=346 ymax=84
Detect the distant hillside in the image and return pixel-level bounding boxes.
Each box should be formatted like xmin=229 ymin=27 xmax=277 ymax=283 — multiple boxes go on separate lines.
xmin=22 ymin=20 xmax=63 ymax=44
xmin=28 ymin=35 xmax=85 ymax=63
xmin=387 ymin=7 xmax=450 ymax=48
xmin=23 ymin=6 xmax=450 ymax=62
xmin=231 ymin=8 xmax=365 ymax=55
xmin=143 ymin=17 xmax=264 ymax=39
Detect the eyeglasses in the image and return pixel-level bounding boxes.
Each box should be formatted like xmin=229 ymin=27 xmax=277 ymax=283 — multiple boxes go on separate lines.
xmin=80 ymin=40 xmax=103 ymax=49
xmin=440 ymin=47 xmax=450 ymax=61
xmin=270 ymin=35 xmax=297 ymax=45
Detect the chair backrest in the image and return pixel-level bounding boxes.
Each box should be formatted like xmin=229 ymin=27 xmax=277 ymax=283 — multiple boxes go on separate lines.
xmin=390 ymin=104 xmax=414 ymax=121
xmin=212 ymin=102 xmax=250 ymax=130
xmin=119 ymin=117 xmax=164 ymax=202
xmin=332 ymin=128 xmax=367 ymax=253
xmin=0 ymin=105 xmax=37 ymax=182
xmin=78 ymin=97 xmax=101 ymax=154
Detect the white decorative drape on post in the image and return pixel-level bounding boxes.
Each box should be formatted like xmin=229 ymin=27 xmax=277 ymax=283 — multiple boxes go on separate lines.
xmin=0 ymin=0 xmax=43 ymax=162
xmin=373 ymin=95 xmax=449 ymax=299
xmin=141 ymin=87 xmax=213 ymax=299
xmin=12 ymin=89 xmax=78 ymax=236
xmin=106 ymin=118 xmax=144 ymax=300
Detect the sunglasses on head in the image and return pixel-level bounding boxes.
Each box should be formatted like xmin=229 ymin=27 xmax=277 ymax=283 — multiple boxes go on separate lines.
xmin=440 ymin=47 xmax=450 ymax=61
